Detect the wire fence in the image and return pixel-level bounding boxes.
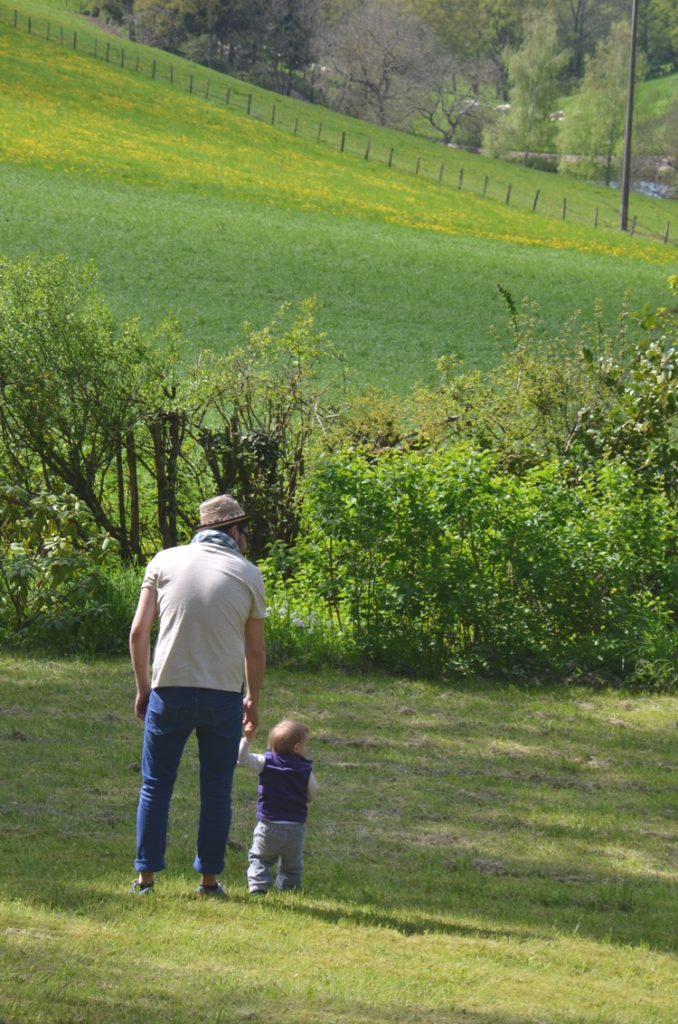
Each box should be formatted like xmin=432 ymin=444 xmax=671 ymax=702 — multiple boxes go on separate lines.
xmin=3 ymin=3 xmax=676 ymax=248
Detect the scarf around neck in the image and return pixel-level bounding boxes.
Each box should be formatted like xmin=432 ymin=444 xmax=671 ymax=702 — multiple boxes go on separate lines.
xmin=191 ymin=528 xmax=242 ymax=556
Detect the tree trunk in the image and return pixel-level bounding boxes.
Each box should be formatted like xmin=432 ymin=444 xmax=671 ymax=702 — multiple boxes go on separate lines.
xmin=126 ymin=430 xmax=141 ymax=560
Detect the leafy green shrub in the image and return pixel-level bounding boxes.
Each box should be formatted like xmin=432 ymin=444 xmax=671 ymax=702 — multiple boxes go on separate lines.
xmin=417 ymin=287 xmax=678 ymax=498
xmin=0 ymin=486 xmax=116 ymax=650
xmin=83 ymin=563 xmax=144 ymax=655
xmin=273 ymin=447 xmax=677 ymax=684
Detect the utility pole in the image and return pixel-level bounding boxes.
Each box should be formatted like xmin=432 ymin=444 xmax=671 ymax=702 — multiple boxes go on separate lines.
xmin=619 ymin=0 xmax=640 ymax=231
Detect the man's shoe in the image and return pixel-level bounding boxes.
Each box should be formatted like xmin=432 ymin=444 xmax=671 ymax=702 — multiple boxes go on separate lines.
xmin=129 ymin=880 xmax=154 ymax=895
xmin=194 ymin=881 xmax=227 ymax=898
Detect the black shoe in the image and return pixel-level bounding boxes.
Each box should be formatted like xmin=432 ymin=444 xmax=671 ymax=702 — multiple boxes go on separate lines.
xmin=195 ymin=881 xmax=227 ymax=898
xmin=129 ymin=880 xmax=154 ymax=896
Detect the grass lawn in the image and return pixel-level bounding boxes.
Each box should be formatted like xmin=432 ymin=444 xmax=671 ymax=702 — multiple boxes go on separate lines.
xmin=1 ymin=10 xmax=676 ymax=390
xmin=1 ymin=654 xmax=677 ymax=1023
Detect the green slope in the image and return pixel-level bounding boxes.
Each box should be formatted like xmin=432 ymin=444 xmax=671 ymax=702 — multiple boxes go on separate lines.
xmin=0 ymin=4 xmax=675 ymax=391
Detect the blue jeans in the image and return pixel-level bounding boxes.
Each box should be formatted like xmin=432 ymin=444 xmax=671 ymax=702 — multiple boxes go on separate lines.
xmin=135 ymin=687 xmax=243 ymax=875
xmin=247 ymin=820 xmax=306 ymax=892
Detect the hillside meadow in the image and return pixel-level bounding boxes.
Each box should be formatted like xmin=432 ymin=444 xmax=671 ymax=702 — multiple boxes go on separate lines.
xmin=0 ymin=5 xmax=676 ymax=390
xmin=1 ymin=654 xmax=678 ymax=1024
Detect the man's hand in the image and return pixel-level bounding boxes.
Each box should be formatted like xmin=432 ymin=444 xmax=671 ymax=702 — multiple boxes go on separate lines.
xmin=135 ymin=686 xmax=151 ymax=722
xmin=243 ymin=695 xmax=259 ymax=733
xmin=244 ymin=719 xmax=257 ymax=743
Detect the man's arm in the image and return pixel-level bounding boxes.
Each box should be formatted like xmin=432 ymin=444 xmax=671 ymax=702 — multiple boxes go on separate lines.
xmin=243 ymin=616 xmax=265 ymax=732
xmin=129 ymin=586 xmax=157 ymax=721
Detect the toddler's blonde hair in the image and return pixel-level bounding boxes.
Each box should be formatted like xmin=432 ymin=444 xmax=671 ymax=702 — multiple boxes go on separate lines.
xmin=268 ymin=719 xmax=309 ymax=755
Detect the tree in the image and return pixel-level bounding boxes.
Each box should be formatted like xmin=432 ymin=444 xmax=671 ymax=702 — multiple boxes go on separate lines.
xmin=0 ymin=256 xmax=148 ymax=560
xmin=639 ymin=0 xmax=678 ymax=75
xmin=557 ymin=21 xmax=644 ymax=185
xmin=321 ymin=0 xmax=437 ymax=126
xmin=483 ymin=11 xmax=566 ymax=164
xmin=412 ymin=0 xmax=531 ymax=96
xmin=413 ymin=51 xmax=498 ymax=147
xmin=551 ymin=0 xmax=624 ymax=78
xmin=191 ymin=300 xmax=345 ymax=556
xmin=133 ymin=0 xmax=192 ymax=52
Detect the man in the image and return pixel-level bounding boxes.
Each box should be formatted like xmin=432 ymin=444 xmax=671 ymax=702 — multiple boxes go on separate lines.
xmin=129 ymin=494 xmax=266 ymax=897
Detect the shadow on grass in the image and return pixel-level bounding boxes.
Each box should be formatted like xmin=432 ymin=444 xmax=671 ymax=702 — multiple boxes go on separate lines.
xmin=233 ymin=891 xmax=546 ymax=943
xmin=223 ymin=866 xmax=678 ymax=955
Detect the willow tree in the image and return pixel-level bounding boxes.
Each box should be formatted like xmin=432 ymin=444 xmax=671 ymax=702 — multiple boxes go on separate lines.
xmin=557 ymin=21 xmax=645 ymax=186
xmin=483 ymin=11 xmax=566 ymax=164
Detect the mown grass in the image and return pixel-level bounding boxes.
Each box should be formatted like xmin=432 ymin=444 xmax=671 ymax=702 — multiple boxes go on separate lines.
xmin=1 ymin=6 xmax=676 ymax=390
xmin=1 ymin=654 xmax=677 ymax=1023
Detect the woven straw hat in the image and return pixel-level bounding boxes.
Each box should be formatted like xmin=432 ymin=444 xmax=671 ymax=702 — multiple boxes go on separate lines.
xmin=198 ymin=494 xmax=248 ymax=530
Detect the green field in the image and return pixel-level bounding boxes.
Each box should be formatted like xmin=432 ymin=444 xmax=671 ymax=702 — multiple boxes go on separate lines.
xmin=1 ymin=3 xmax=676 ymax=391
xmin=1 ymin=655 xmax=678 ymax=1024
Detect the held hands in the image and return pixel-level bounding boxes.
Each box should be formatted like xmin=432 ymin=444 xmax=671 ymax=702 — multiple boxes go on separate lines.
xmin=244 ymin=719 xmax=257 ymax=743
xmin=243 ymin=694 xmax=259 ymax=734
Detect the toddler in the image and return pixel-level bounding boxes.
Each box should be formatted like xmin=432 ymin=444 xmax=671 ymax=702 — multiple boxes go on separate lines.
xmin=238 ymin=719 xmax=318 ymax=894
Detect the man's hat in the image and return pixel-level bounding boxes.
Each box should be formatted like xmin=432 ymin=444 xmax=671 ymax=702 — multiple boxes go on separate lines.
xmin=198 ymin=494 xmax=248 ymax=530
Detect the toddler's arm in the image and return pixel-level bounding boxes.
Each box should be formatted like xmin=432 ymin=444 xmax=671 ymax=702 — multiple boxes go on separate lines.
xmin=237 ymin=735 xmax=266 ymax=774
xmin=307 ymin=771 xmax=319 ymax=801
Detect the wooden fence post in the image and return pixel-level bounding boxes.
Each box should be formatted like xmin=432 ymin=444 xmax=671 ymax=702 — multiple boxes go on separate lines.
xmin=365 ymin=139 xmax=371 ymax=160
xmin=13 ymin=9 xmax=17 ymax=27
xmin=562 ymin=197 xmax=567 ymax=220
xmin=46 ymin=21 xmax=50 ymax=39
xmin=105 ymin=41 xmax=110 ymax=62
xmin=121 ymin=48 xmax=125 ymax=67
xmin=28 ymin=15 xmax=31 ymax=32
xmin=415 ymin=157 xmax=421 ymax=175
xmin=595 ymin=208 xmax=599 ymax=227
xmin=317 ymin=122 xmax=322 ymax=141
xmin=482 ymin=175 xmax=488 ymax=197
xmin=458 ymin=167 xmax=464 ymax=189
xmin=294 ymin=117 xmax=298 ymax=134
xmin=247 ymin=94 xmax=252 ymax=115
xmin=630 ymin=216 xmax=637 ymax=235
xmin=664 ymin=222 xmax=670 ymax=244
xmin=152 ymin=60 xmax=156 ymax=79
xmin=188 ymin=75 xmax=193 ymax=93
xmin=532 ymin=189 xmax=540 ymax=211
xmin=226 ymin=87 xmax=231 ymax=104
xmin=340 ymin=131 xmax=345 ymax=152
xmin=73 ymin=31 xmax=77 ymax=49
xmin=505 ymin=183 xmax=512 ymax=205
xmin=389 ymin=148 xmax=394 ymax=168
xmin=271 ymin=103 xmax=276 ymax=125
xmin=169 ymin=65 xmax=174 ymax=84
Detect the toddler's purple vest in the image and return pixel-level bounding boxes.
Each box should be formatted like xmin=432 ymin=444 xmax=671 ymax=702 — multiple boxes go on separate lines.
xmin=257 ymin=750 xmax=313 ymax=823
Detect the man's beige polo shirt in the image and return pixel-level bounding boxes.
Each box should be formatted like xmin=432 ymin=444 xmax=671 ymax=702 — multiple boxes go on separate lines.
xmin=141 ymin=540 xmax=266 ymax=692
